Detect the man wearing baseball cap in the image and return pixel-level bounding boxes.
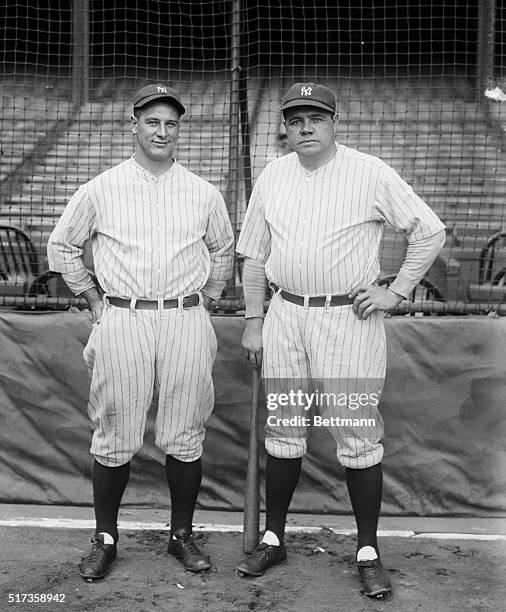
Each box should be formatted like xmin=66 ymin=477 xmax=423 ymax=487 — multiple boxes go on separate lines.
xmin=48 ymin=83 xmax=234 ymax=581
xmin=235 ymin=82 xmax=446 ymax=599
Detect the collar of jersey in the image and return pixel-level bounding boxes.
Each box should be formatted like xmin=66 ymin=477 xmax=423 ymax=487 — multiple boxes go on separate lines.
xmin=129 ymin=155 xmax=178 ymax=181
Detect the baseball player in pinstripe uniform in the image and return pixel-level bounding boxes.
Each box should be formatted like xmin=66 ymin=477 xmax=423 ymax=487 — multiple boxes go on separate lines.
xmin=47 ymin=84 xmax=234 ymax=581
xmin=235 ymin=82 xmax=446 ymax=598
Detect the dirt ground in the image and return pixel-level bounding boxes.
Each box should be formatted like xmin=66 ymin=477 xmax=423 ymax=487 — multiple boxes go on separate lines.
xmin=1 ymin=526 xmax=505 ymax=612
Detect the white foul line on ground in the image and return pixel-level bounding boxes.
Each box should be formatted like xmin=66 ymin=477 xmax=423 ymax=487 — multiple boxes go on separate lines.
xmin=410 ymin=532 xmax=506 ymax=540
xmin=0 ymin=518 xmax=505 ymax=540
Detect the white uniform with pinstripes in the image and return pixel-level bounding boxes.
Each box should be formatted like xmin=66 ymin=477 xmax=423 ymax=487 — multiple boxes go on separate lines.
xmin=236 ymin=143 xmax=445 ymax=468
xmin=48 ymin=156 xmax=234 ymax=466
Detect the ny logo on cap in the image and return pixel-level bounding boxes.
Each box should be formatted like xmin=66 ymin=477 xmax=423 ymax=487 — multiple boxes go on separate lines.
xmin=157 ymin=86 xmax=168 ymax=93
xmin=300 ymin=86 xmax=312 ymax=96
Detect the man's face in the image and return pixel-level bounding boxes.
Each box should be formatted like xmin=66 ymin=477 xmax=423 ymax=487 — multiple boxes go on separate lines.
xmin=132 ymin=101 xmax=180 ymax=163
xmin=283 ymin=106 xmax=336 ymax=161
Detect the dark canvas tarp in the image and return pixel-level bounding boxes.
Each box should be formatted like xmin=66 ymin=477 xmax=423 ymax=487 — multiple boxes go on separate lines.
xmin=0 ymin=311 xmax=504 ymax=516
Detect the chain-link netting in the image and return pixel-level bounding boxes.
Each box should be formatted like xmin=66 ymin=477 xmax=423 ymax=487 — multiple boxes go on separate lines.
xmin=1 ymin=0 xmax=505 ymax=313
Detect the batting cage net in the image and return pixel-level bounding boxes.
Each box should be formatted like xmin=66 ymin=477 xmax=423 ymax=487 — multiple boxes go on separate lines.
xmin=1 ymin=0 xmax=505 ymax=314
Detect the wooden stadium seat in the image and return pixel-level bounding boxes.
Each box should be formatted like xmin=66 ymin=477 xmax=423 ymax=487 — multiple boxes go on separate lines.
xmin=467 ymin=230 xmax=506 ymax=302
xmin=0 ymin=225 xmax=39 ymax=296
xmin=0 ymin=224 xmax=95 ymax=302
xmin=477 ymin=230 xmax=506 ymax=284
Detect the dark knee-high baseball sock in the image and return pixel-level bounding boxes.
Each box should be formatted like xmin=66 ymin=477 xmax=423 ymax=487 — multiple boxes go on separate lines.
xmin=93 ymin=460 xmax=131 ymax=543
xmin=165 ymin=455 xmax=202 ymax=532
xmin=264 ymin=454 xmax=302 ymax=544
xmin=345 ymin=462 xmax=383 ymax=556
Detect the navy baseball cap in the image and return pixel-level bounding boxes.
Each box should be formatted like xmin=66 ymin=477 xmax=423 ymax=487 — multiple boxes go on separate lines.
xmin=281 ymin=82 xmax=336 ymax=115
xmin=133 ymin=84 xmax=185 ymax=115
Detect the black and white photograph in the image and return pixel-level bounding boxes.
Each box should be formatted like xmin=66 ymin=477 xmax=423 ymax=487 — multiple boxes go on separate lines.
xmin=0 ymin=1 xmax=505 ymax=610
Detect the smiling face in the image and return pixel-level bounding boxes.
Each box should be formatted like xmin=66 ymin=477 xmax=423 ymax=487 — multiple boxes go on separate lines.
xmin=131 ymin=101 xmax=181 ymax=173
xmin=283 ymin=106 xmax=336 ymax=168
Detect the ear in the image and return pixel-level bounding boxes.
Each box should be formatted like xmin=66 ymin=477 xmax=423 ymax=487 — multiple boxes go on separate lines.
xmin=131 ymin=114 xmax=138 ymax=135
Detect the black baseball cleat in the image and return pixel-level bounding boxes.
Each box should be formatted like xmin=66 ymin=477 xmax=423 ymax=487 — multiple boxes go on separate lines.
xmin=357 ymin=558 xmax=392 ymax=599
xmin=168 ymin=527 xmax=211 ymax=572
xmin=236 ymin=542 xmax=287 ymax=577
xmin=78 ymin=534 xmax=117 ymax=582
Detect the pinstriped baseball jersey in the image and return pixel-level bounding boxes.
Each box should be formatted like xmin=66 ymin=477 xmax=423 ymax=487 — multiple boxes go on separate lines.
xmin=48 ymin=156 xmax=234 ymax=299
xmin=236 ymin=143 xmax=445 ymax=296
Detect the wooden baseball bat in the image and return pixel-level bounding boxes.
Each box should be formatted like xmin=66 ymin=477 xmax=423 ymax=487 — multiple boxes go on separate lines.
xmin=242 ymin=366 xmax=261 ymax=554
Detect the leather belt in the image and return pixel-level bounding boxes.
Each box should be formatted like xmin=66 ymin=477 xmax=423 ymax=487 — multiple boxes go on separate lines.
xmin=107 ymin=294 xmax=200 ymax=310
xmin=272 ymin=284 xmax=354 ymax=307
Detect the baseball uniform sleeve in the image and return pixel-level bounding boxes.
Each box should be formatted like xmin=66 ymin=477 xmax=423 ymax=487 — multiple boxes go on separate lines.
xmin=242 ymin=256 xmax=267 ymax=319
xmin=201 ymin=189 xmax=235 ymax=300
xmin=373 ymin=164 xmax=446 ymax=298
xmin=236 ymin=176 xmax=271 ymax=264
xmin=374 ymin=164 xmax=446 ymax=241
xmin=47 ymin=185 xmax=96 ymax=275
xmin=61 ymin=269 xmax=96 ymax=296
xmin=388 ymin=230 xmax=446 ymax=298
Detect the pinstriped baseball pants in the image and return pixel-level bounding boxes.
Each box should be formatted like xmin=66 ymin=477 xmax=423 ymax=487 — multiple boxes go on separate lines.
xmin=83 ymin=302 xmax=217 ymax=466
xmin=262 ymin=293 xmax=386 ymax=469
